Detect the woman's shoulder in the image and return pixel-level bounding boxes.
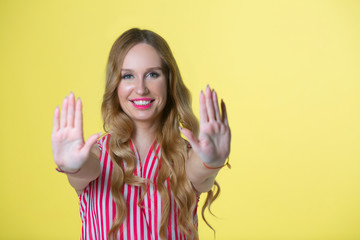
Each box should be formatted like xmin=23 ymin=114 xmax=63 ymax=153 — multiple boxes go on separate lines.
xmin=183 ymin=138 xmax=192 ymax=149
xmin=96 ymin=133 xmax=111 ymax=151
xmin=99 ymin=133 xmax=111 ymax=141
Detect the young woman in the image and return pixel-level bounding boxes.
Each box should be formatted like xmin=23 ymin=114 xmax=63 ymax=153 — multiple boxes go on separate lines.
xmin=52 ymin=28 xmax=231 ymax=240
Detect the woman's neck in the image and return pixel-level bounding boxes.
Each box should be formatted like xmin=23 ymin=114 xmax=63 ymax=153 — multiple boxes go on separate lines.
xmin=131 ymin=120 xmax=160 ymax=163
xmin=131 ymin=120 xmax=159 ymax=148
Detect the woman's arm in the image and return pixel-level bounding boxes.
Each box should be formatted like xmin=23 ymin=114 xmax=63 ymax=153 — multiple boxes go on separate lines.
xmin=62 ymin=145 xmax=100 ymax=195
xmin=185 ymin=149 xmax=226 ymax=193
xmin=51 ymin=92 xmax=101 ymax=195
xmin=181 ymin=85 xmax=231 ymax=193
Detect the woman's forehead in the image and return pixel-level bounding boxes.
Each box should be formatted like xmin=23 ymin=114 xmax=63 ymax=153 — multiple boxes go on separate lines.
xmin=122 ymin=43 xmax=162 ymax=70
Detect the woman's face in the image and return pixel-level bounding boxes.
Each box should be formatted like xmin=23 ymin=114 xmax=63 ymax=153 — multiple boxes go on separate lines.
xmin=117 ymin=43 xmax=167 ymax=125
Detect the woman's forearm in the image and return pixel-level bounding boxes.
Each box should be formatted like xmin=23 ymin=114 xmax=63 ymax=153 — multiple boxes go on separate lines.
xmin=186 ymin=149 xmax=226 ymax=193
xmin=64 ymin=145 xmax=101 ymax=195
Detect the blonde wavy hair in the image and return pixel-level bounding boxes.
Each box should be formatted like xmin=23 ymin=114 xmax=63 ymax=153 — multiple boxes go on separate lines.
xmin=101 ymin=28 xmax=220 ymax=239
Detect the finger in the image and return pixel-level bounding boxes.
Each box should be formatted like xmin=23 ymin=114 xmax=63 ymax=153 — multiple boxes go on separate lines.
xmin=82 ymin=132 xmax=101 ymax=154
xmin=212 ymin=90 xmax=221 ymax=122
xmin=199 ymin=90 xmax=208 ymax=124
xmin=206 ymin=85 xmax=216 ymax=121
xmin=74 ymin=97 xmax=83 ymax=132
xmin=60 ymin=96 xmax=68 ymax=128
xmin=52 ymin=106 xmax=60 ymax=133
xmin=67 ymin=92 xmax=75 ymax=128
xmin=221 ymin=99 xmax=229 ymax=126
xmin=180 ymin=127 xmax=200 ymax=151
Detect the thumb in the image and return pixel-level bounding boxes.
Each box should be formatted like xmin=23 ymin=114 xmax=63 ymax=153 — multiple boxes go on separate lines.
xmin=180 ymin=127 xmax=200 ymax=150
xmin=83 ymin=132 xmax=101 ymax=153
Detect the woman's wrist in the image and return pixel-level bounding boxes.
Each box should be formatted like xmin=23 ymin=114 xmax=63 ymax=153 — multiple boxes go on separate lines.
xmin=55 ymin=166 xmax=81 ymax=174
xmin=201 ymin=158 xmax=230 ymax=170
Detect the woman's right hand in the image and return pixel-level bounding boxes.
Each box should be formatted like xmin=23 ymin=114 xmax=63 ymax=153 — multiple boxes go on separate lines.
xmin=51 ymin=92 xmax=100 ymax=172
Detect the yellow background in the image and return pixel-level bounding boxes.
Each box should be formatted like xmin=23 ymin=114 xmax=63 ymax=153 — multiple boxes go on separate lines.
xmin=1 ymin=0 xmax=360 ymax=239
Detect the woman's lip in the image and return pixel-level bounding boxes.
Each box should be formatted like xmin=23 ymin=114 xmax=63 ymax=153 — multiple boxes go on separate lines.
xmin=131 ymin=101 xmax=153 ymax=109
xmin=130 ymin=98 xmax=153 ymax=101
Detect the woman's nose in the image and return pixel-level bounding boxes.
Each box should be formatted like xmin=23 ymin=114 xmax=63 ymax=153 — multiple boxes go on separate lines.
xmin=135 ymin=79 xmax=149 ymax=95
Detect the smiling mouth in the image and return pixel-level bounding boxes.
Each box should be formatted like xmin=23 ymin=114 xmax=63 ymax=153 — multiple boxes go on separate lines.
xmin=130 ymin=99 xmax=154 ymax=105
xmin=131 ymin=100 xmax=153 ymax=105
xmin=129 ymin=98 xmax=155 ymax=109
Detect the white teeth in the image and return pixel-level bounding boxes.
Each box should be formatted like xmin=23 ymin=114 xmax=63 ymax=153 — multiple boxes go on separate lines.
xmin=133 ymin=100 xmax=151 ymax=105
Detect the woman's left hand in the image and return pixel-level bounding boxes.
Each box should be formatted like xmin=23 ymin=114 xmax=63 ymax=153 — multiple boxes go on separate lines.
xmin=181 ymin=85 xmax=231 ymax=167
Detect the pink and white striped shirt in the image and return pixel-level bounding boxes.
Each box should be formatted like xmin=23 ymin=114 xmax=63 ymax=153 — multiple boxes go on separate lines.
xmin=78 ymin=134 xmax=199 ymax=240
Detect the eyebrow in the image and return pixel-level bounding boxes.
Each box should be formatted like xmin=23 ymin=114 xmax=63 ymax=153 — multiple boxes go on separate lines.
xmin=121 ymin=67 xmax=163 ymax=72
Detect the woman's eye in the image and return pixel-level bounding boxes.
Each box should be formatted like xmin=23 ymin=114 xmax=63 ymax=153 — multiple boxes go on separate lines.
xmin=147 ymin=72 xmax=160 ymax=78
xmin=121 ymin=74 xmax=133 ymax=79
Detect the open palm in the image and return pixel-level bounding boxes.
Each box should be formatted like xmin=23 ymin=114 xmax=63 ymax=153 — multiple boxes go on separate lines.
xmin=51 ymin=92 xmax=99 ymax=171
xmin=181 ymin=85 xmax=231 ymax=165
